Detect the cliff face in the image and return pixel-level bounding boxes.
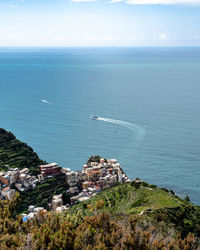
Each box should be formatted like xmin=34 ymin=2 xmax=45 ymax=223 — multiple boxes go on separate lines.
xmin=0 ymin=128 xmax=45 ymax=175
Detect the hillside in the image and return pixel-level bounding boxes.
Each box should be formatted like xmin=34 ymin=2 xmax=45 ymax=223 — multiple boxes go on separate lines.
xmin=69 ymin=181 xmax=184 ymax=216
xmin=0 ymin=128 xmax=45 ymax=175
xmin=66 ymin=181 xmax=200 ymax=248
xmin=0 ymin=129 xmax=200 ymax=248
xmin=0 ymin=180 xmax=200 ymax=249
xmin=15 ymin=174 xmax=68 ymax=214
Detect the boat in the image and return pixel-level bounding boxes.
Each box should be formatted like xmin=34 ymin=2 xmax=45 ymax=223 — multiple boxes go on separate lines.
xmin=90 ymin=115 xmax=98 ymax=120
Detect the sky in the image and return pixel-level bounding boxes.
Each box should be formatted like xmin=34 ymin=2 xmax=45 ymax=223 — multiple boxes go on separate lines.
xmin=0 ymin=0 xmax=200 ymax=46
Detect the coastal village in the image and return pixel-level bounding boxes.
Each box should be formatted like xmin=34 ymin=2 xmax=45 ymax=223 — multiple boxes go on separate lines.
xmin=0 ymin=157 xmax=131 ymax=221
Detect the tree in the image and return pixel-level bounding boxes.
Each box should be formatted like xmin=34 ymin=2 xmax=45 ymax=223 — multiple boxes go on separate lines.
xmin=185 ymin=196 xmax=190 ymax=202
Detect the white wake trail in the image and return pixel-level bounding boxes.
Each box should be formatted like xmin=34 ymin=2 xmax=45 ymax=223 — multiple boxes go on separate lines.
xmin=97 ymin=117 xmax=146 ymax=146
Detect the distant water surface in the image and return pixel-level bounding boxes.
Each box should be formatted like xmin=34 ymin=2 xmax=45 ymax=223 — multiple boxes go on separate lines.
xmin=0 ymin=47 xmax=200 ymax=204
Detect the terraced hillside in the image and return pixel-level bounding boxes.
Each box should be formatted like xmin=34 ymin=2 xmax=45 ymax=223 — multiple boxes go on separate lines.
xmin=0 ymin=128 xmax=45 ymax=175
xmin=15 ymin=174 xmax=69 ymax=214
xmin=69 ymin=182 xmax=184 ymax=216
xmin=68 ymin=181 xmax=200 ymax=241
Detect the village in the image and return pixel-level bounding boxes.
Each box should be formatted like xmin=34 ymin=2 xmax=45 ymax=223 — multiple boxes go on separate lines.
xmin=0 ymin=157 xmax=131 ymax=220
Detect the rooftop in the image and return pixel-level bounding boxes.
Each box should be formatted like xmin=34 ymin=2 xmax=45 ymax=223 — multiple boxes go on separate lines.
xmin=39 ymin=163 xmax=58 ymax=168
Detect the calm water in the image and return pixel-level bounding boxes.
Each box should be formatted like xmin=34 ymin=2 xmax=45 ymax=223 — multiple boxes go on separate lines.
xmin=0 ymin=47 xmax=200 ymax=204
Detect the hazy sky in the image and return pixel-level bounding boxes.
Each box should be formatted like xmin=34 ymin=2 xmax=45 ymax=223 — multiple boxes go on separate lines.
xmin=1 ymin=0 xmax=200 ymax=46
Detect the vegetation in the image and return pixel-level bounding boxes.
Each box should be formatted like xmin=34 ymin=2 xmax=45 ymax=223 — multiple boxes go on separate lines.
xmin=0 ymin=128 xmax=70 ymax=213
xmin=1 ymin=130 xmax=200 ymax=249
xmin=15 ymin=174 xmax=69 ymax=214
xmin=69 ymin=182 xmax=184 ymax=216
xmin=0 ymin=128 xmax=45 ymax=175
xmin=87 ymin=155 xmax=107 ymax=164
xmin=0 ymin=182 xmax=200 ymax=249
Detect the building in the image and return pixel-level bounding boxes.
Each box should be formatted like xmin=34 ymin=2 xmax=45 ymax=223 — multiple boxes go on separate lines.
xmin=22 ymin=206 xmax=47 ymax=221
xmin=39 ymin=163 xmax=61 ymax=177
xmin=70 ymin=195 xmax=80 ymax=205
xmin=69 ymin=186 xmax=79 ymax=194
xmin=108 ymin=159 xmax=118 ymax=164
xmin=55 ymin=206 xmax=69 ymax=213
xmin=78 ymin=196 xmax=90 ymax=202
xmin=1 ymin=187 xmax=15 ymax=200
xmin=82 ymin=181 xmax=91 ymax=189
xmin=28 ymin=205 xmax=35 ymax=212
xmin=65 ymin=171 xmax=76 ymax=185
xmin=0 ymin=169 xmax=20 ymax=186
xmin=0 ymin=174 xmax=9 ymax=186
xmin=51 ymin=194 xmax=63 ymax=211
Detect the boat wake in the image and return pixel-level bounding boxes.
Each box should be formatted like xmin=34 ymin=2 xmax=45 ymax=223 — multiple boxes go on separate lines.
xmin=97 ymin=117 xmax=146 ymax=147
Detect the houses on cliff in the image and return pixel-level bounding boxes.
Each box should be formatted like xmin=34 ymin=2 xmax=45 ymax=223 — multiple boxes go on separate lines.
xmin=0 ymin=167 xmax=39 ymax=200
xmin=0 ymin=157 xmax=130 ymax=216
xmin=62 ymin=158 xmax=130 ymax=206
xmin=46 ymin=157 xmax=130 ymax=211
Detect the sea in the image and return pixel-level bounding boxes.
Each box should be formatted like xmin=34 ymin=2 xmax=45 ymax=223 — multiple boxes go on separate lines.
xmin=0 ymin=47 xmax=200 ymax=204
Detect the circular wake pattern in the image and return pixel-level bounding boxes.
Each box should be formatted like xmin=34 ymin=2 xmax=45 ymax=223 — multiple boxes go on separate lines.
xmin=97 ymin=117 xmax=146 ymax=148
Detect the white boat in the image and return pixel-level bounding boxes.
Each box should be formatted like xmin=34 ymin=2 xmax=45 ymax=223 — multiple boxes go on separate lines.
xmin=90 ymin=116 xmax=98 ymax=120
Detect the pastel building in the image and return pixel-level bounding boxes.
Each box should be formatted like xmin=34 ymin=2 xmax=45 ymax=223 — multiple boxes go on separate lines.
xmin=51 ymin=194 xmax=63 ymax=211
xmin=1 ymin=187 xmax=15 ymax=200
xmin=39 ymin=163 xmax=61 ymax=177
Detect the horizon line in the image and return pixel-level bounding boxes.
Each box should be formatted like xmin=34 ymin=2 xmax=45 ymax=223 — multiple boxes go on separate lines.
xmin=0 ymin=45 xmax=200 ymax=48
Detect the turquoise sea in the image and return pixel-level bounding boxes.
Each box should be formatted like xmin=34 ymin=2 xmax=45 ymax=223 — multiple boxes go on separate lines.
xmin=0 ymin=47 xmax=200 ymax=204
